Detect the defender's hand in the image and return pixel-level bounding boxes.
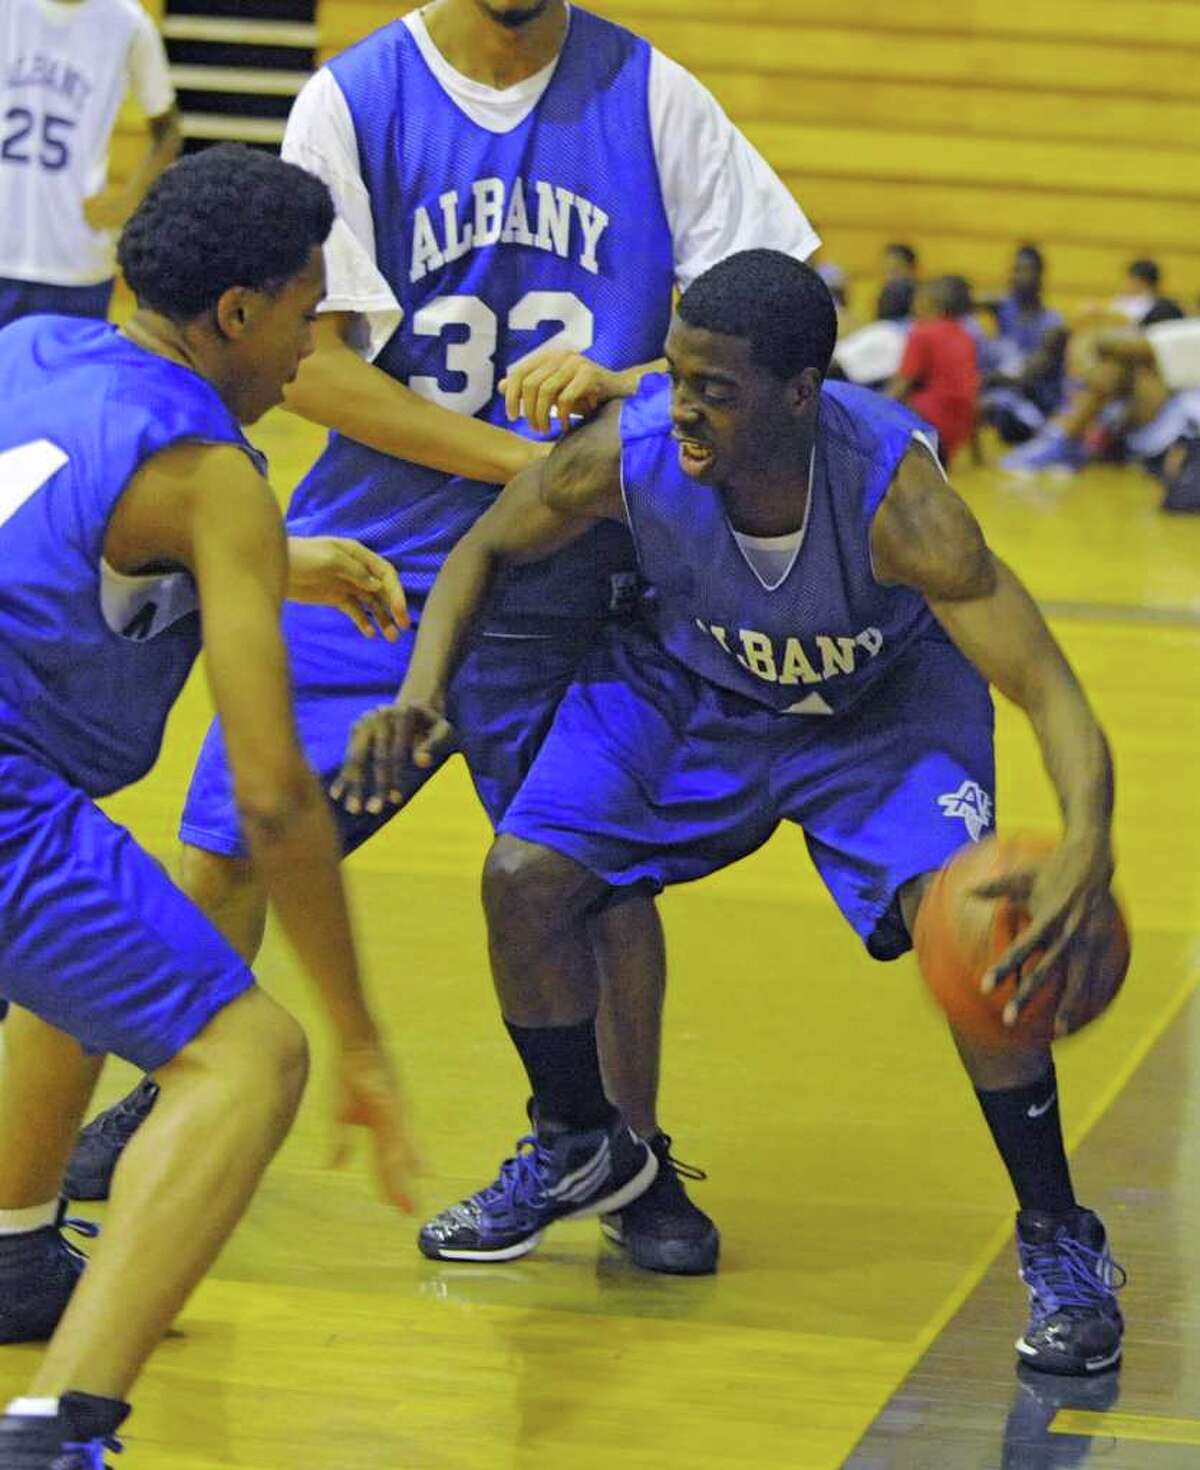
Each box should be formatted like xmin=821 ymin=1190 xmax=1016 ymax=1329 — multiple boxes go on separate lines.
xmin=330 ymin=696 xmax=454 ymax=814
xmin=501 ymin=350 xmax=630 ymax=435
xmin=331 ymin=1039 xmax=422 ymax=1213
xmin=978 ymin=840 xmax=1115 ymax=1034
xmin=287 ymin=536 xmax=409 ymax=641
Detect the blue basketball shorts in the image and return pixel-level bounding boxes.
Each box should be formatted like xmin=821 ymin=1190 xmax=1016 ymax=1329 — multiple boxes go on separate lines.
xmin=499 ymin=623 xmax=997 ymax=960
xmin=180 ymin=601 xmax=602 ymax=859
xmin=0 ymin=276 xmax=114 ymax=330
xmin=0 ymin=750 xmax=255 ymax=1071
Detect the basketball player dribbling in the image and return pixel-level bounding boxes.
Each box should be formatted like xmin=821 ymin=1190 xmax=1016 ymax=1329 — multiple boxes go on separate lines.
xmin=341 ymin=252 xmax=1127 ymax=1380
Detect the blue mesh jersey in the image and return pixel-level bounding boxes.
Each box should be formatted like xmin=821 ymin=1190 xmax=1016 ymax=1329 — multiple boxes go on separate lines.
xmin=286 ymin=9 xmax=675 ymax=623
xmin=0 ymin=316 xmax=263 ymax=796
xmin=620 ymin=376 xmax=944 ymax=716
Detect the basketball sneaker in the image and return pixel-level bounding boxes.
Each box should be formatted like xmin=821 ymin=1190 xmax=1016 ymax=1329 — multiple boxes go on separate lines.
xmin=600 ymin=1132 xmax=719 ymax=1275
xmin=999 ymin=426 xmax=1088 ymax=477
xmin=419 ymin=1113 xmax=657 ymax=1262
xmin=0 ymin=1203 xmax=97 ymax=1344
xmin=0 ymin=1393 xmax=129 ymax=1470
xmin=1015 ymin=1207 xmax=1125 ymax=1376
xmin=64 ymin=1078 xmax=158 ymax=1202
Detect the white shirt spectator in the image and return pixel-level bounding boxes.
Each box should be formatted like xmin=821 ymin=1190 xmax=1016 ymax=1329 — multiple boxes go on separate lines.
xmin=0 ymin=0 xmax=175 ymax=286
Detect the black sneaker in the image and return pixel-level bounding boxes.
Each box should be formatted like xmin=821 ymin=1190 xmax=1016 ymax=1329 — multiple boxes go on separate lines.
xmin=1015 ymin=1207 xmax=1125 ymax=1376
xmin=64 ymin=1079 xmax=159 ymax=1202
xmin=0 ymin=1203 xmax=97 ymax=1344
xmin=0 ymin=1392 xmax=129 ymax=1469
xmin=419 ymin=1114 xmax=657 ymax=1262
xmin=600 ymin=1133 xmax=719 ymax=1275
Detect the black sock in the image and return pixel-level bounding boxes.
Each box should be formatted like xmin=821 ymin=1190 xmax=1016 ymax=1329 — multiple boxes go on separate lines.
xmin=60 ymin=1392 xmax=131 ymax=1440
xmin=505 ymin=1018 xmax=614 ymax=1132
xmin=974 ymin=1062 xmax=1077 ymax=1215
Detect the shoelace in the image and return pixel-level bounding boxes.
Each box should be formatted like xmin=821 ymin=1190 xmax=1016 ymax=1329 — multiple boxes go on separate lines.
xmin=92 ymin=1083 xmax=159 ymax=1144
xmin=478 ymin=1135 xmax=553 ymax=1217
xmin=658 ymin=1135 xmax=707 ymax=1184
xmin=59 ymin=1434 xmax=122 ymax=1469
xmin=1023 ymin=1235 xmax=1127 ymax=1318
xmin=56 ymin=1212 xmax=100 ymax=1266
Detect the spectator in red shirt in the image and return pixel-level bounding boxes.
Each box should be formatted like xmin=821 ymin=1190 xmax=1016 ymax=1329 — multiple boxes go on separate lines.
xmin=888 ymin=274 xmax=980 ymax=466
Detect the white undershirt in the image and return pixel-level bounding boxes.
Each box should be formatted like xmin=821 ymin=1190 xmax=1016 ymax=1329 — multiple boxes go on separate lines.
xmin=282 ymin=7 xmax=819 ymax=360
xmin=731 ymin=529 xmax=804 ymax=591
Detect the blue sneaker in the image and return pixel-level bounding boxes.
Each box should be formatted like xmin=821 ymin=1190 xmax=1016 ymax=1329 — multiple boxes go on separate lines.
xmin=419 ymin=1115 xmax=657 ymax=1262
xmin=0 ymin=1392 xmax=129 ymax=1469
xmin=1016 ymin=1207 xmax=1125 ymax=1376
xmin=1000 ymin=426 xmax=1088 ymax=476
xmin=0 ymin=1203 xmax=98 ymax=1344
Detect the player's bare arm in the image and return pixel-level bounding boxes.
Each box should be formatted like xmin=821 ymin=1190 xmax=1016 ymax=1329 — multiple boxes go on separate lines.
xmin=83 ymin=108 xmax=183 ymax=232
xmin=871 ymin=444 xmax=1115 ymax=1032
xmin=284 ymin=312 xmax=546 ymax=484
xmin=333 ymin=404 xmax=626 ymax=813
xmin=110 ymin=440 xmax=419 ymax=1210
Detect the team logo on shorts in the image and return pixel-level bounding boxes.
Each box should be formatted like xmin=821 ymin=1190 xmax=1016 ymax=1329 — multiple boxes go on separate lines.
xmin=937 ymin=781 xmax=993 ymax=842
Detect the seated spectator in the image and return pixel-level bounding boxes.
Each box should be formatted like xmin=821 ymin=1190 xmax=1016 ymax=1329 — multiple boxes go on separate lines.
xmin=1000 ymin=320 xmax=1200 ymax=512
xmin=886 ymin=275 xmax=980 ymax=467
xmin=831 ymin=277 xmax=914 ymax=388
xmin=978 ymin=244 xmax=1068 ymax=444
xmin=1110 ymin=259 xmax=1185 ymax=329
xmin=815 ymin=260 xmax=862 ymax=337
xmin=876 ymin=241 xmax=918 ymax=317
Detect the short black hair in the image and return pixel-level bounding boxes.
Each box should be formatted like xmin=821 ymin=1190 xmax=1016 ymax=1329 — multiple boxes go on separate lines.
xmin=885 ymin=242 xmax=918 ymax=268
xmin=877 ymin=278 xmax=915 ymax=322
xmin=678 ymin=250 xmax=839 ymax=380
xmin=119 ymin=143 xmax=334 ymax=321
xmin=1015 ymin=243 xmax=1045 ymax=275
xmin=938 ymin=274 xmax=973 ymax=318
xmin=1129 ymin=257 xmax=1161 ymax=289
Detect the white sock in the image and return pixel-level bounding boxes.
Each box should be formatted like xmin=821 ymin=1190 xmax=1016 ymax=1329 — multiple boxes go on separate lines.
xmin=0 ymin=1200 xmax=57 ymax=1235
xmin=7 ymin=1398 xmax=59 ymax=1418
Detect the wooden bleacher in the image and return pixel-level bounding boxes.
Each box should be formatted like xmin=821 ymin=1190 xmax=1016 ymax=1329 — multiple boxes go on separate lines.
xmin=114 ymin=0 xmax=1200 ymax=315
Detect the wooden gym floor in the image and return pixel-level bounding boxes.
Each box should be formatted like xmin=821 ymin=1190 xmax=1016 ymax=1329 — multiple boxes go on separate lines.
xmin=2 ymin=413 xmax=1198 ymax=1468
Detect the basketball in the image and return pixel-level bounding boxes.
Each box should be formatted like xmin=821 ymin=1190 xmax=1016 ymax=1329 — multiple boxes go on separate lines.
xmin=913 ymin=833 xmax=1130 ymax=1049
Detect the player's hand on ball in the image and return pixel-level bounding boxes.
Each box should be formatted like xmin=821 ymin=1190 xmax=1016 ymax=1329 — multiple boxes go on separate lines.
xmin=976 ymin=839 xmax=1115 ymax=1034
xmin=286 ymin=536 xmax=409 ymax=641
xmin=500 ymin=349 xmax=628 ymax=434
xmin=331 ymin=696 xmax=454 ymax=814
xmin=331 ymin=1038 xmax=422 ymax=1214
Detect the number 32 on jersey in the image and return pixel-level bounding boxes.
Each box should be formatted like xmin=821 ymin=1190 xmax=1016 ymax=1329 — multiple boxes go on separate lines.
xmin=409 ymin=290 xmax=593 ymax=417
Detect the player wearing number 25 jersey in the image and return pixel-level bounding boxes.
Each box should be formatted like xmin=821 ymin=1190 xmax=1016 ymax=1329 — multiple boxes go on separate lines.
xmin=179 ymin=3 xmax=818 ymax=855
xmin=0 ymin=0 xmax=179 ymax=328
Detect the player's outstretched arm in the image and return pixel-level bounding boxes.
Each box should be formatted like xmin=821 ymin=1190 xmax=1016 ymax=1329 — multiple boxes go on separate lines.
xmin=284 ymin=313 xmax=544 ymax=485
xmin=333 ymin=404 xmax=626 ymax=814
xmin=168 ymin=444 xmax=418 ymax=1210
xmin=872 ymin=445 xmax=1115 ymax=1032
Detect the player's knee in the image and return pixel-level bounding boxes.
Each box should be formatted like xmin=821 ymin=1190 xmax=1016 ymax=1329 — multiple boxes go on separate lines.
xmin=483 ymin=836 xmax=586 ymax=941
xmin=178 ymin=844 xmax=266 ymax=962
xmin=173 ymin=989 xmax=310 ymax=1126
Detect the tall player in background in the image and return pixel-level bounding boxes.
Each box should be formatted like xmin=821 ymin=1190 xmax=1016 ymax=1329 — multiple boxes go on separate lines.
xmin=74 ymin=0 xmax=819 ymax=1277
xmin=0 ymin=147 xmax=416 ymax=1470
xmin=0 ymin=0 xmax=181 ymax=329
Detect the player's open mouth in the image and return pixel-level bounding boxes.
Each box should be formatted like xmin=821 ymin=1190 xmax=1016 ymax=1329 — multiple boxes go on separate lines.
xmin=675 ymin=438 xmax=714 ymax=474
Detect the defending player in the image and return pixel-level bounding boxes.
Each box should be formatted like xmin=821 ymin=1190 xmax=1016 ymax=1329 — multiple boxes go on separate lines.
xmin=341 ymin=252 xmax=1125 ymax=1378
xmin=74 ymin=0 xmax=819 ymax=1277
xmin=0 ymin=0 xmax=181 ymax=327
xmin=0 ymin=147 xmax=416 ymax=1468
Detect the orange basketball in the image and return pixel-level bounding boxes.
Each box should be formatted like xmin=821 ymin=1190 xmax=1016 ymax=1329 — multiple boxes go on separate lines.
xmin=913 ymin=832 xmax=1130 ymax=1049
